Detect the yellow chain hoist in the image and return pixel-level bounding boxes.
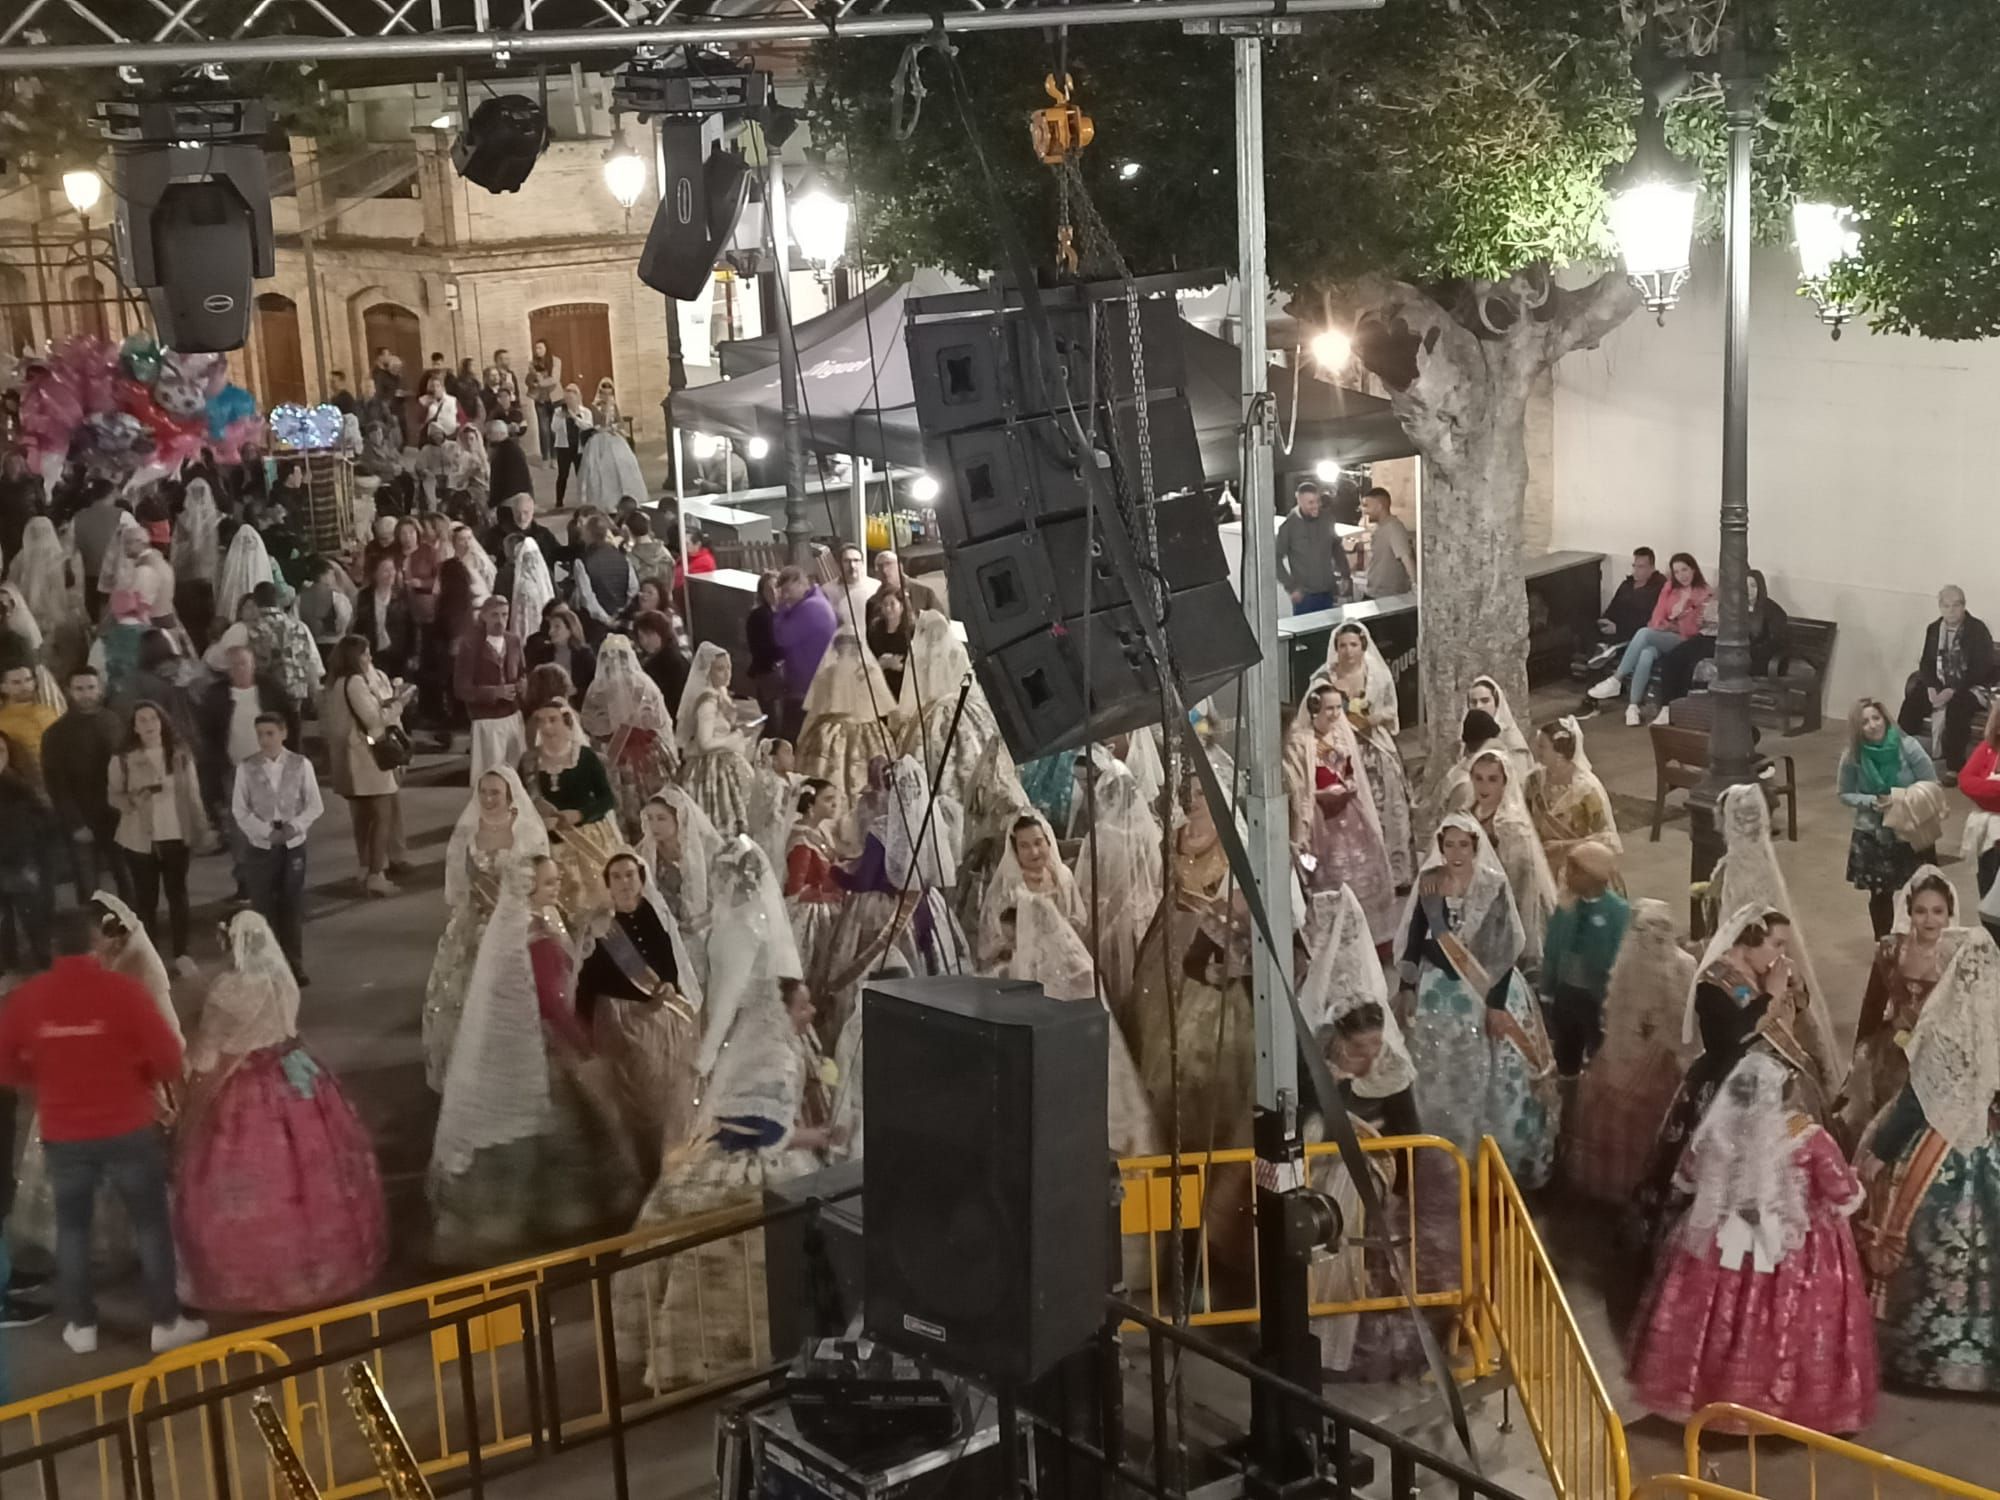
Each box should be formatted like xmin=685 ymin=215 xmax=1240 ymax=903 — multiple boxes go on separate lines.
xmin=1029 ymin=73 xmax=1095 ymax=273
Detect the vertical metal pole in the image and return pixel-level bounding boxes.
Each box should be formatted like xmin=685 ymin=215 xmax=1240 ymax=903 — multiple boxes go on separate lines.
xmin=766 ymin=145 xmax=812 ymax=565
xmin=850 ymin=452 xmax=867 ymax=551
xmin=1691 ymin=64 xmax=1759 ymax=884
xmin=302 ymin=228 xmax=329 ymax=395
xmin=1234 ymin=32 xmax=1295 ymax=1111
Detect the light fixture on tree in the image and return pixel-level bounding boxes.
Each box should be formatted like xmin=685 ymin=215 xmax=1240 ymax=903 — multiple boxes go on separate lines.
xmin=790 ymin=188 xmax=850 ymax=277
xmin=1308 ymin=327 xmax=1352 ymax=370
xmin=1792 ymin=200 xmax=1861 ymax=338
xmin=1605 ymin=100 xmax=1698 ymax=324
xmin=62 ymin=168 xmax=103 ymax=217
xmin=603 ymin=127 xmax=650 ymax=212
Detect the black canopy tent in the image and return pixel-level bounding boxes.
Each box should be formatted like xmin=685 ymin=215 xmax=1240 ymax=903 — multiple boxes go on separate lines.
xmin=670 ymin=276 xmax=1418 ymax=480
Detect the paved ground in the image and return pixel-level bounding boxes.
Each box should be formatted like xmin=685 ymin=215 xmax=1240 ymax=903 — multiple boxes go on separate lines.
xmin=5 ymin=669 xmax=1993 ymax=1494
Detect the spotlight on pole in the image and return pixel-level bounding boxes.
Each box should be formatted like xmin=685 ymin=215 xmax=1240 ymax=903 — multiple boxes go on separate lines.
xmin=62 ymin=168 xmax=103 ymax=216
xmin=1308 ymin=327 xmax=1352 ymax=370
xmin=1313 ymin=459 xmax=1342 ymax=484
xmin=1792 ymin=200 xmax=1862 ymax=339
xmin=603 ymin=126 xmax=650 ymax=211
xmin=909 ymin=473 xmax=941 ymax=504
xmin=1605 ymin=98 xmax=1698 ymax=324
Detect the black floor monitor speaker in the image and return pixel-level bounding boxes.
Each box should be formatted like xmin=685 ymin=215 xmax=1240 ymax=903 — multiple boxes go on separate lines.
xmin=862 ymin=976 xmax=1108 ymax=1386
xmin=764 ymin=1160 xmax=866 ymax=1363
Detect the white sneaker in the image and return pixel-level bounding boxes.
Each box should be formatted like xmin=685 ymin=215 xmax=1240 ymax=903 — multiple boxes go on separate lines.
xmin=173 ymin=955 xmax=200 ymax=979
xmin=1652 ymin=706 xmax=1673 ymax=727
xmin=1625 ymin=704 xmax=1644 ymax=727
xmin=1587 ymin=675 xmax=1624 ymax=701
xmin=62 ymin=1323 xmax=98 ymax=1355
xmin=151 ymin=1316 xmax=209 ymax=1354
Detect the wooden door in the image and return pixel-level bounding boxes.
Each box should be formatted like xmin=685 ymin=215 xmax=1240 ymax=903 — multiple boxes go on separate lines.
xmin=528 ymin=302 xmax=614 ymax=405
xmin=361 ymin=302 xmax=423 ymax=394
xmin=70 ymin=274 xmax=108 ymax=342
xmin=254 ymin=293 xmax=308 ymax=406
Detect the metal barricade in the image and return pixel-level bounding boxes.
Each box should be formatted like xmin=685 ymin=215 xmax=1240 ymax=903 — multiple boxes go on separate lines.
xmin=1684 ymin=1403 xmax=2000 ymax=1500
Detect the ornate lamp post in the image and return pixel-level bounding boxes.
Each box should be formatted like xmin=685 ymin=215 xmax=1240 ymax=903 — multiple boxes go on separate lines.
xmin=1793 ymin=201 xmax=1862 ymax=337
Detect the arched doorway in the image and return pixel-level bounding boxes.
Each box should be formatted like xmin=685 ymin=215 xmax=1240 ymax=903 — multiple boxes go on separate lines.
xmin=69 ymin=274 xmax=108 ymax=342
xmin=361 ymin=301 xmax=423 ymax=394
xmin=528 ymin=303 xmax=614 ymax=406
xmin=254 ymin=293 xmax=308 ymax=406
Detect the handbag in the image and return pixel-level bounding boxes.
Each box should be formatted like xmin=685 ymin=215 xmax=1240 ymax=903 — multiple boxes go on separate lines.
xmin=349 ymin=675 xmax=412 ymax=771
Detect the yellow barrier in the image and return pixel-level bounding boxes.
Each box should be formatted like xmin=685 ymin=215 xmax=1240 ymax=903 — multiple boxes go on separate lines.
xmin=1475 ymin=1137 xmax=1631 ymax=1500
xmin=1630 ymin=1477 xmax=1764 ymax=1500
xmin=1684 ymin=1404 xmax=2000 ymax=1500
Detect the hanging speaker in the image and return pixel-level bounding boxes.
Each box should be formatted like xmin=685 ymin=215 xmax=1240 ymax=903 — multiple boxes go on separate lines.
xmin=638 ymin=117 xmax=751 ymax=299
xmin=451 ymin=95 xmax=550 ymax=193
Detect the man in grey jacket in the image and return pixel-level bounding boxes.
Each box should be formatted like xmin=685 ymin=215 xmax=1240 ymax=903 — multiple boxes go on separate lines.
xmin=1274 ymin=480 xmax=1353 ymax=613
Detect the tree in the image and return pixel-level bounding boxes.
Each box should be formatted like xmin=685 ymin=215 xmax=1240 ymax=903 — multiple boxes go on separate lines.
xmin=807 ymin=0 xmax=2000 ymax=771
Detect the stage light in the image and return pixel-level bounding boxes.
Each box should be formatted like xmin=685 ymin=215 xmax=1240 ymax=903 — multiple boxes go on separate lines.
xmin=909 ymin=473 xmax=941 ymax=504
xmin=1314 ymin=459 xmax=1342 ymax=483
xmin=603 ymin=130 xmax=650 ymax=210
xmin=1309 ymin=327 xmax=1352 ymax=370
xmin=63 ymin=169 xmax=103 ymax=216
xmin=1118 ymin=161 xmax=1142 ymax=181
xmin=746 ymin=436 xmax=770 ymax=460
xmin=688 ymin=431 xmax=722 ymax=460
xmin=452 ymin=94 xmax=549 ymax=194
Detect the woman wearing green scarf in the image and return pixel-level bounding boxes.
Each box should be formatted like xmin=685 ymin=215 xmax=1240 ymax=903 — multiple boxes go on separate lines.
xmin=1839 ymin=698 xmax=1940 ymax=938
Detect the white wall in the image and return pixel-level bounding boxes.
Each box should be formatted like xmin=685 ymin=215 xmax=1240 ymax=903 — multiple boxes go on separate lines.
xmin=1552 ymin=241 xmax=2000 ymax=709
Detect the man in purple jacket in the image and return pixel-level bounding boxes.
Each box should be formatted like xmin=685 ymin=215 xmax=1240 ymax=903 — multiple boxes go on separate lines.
xmin=770 ymin=565 xmax=838 ymax=742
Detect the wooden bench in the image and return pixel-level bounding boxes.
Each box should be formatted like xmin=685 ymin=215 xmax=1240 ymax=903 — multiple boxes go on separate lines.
xmin=1649 ymin=723 xmax=1798 ymax=842
xmin=1749 ymin=616 xmax=1836 ymax=735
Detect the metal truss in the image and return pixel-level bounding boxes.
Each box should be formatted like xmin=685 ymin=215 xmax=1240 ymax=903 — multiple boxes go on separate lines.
xmin=0 ymin=0 xmax=1377 ymax=71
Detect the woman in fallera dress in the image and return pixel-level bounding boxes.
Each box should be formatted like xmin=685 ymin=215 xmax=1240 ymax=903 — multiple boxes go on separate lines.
xmin=1286 ymin=683 xmax=1398 ymax=947
xmin=1565 ymin=899 xmax=1695 ymax=1205
xmin=1836 ymin=866 xmax=1963 ymax=1147
xmin=978 ymin=811 xmax=1082 ymax=969
xmin=901 ymin=609 xmax=1011 ymax=809
xmin=676 ymin=642 xmax=757 ymax=837
xmin=1073 ymin=747 xmax=1164 ymax=1026
xmin=1526 ymin=718 xmax=1623 ymax=892
xmin=1467 ymin=675 xmax=1533 ymax=782
xmin=423 ymin=768 xmax=549 ymax=1091
xmin=430 ymin=855 xmax=637 ymax=1265
xmin=1628 ymin=1052 xmax=1877 ymax=1434
xmin=796 ymin=624 xmax=906 ymax=813
xmin=1314 ymin=621 xmax=1416 ymax=888
xmin=637 ymin=787 xmax=722 ymax=964
xmin=519 ymin=700 xmax=628 ymax=928
xmin=1461 ymin=749 xmax=1558 ymax=977
xmin=576 ymin=852 xmax=704 ymax=1173
xmin=1854 ymin=929 xmax=2000 ymax=1393
xmin=783 ymin=778 xmax=847 ymax=1003
xmin=1395 ymin=814 xmax=1559 ymax=1187
xmin=582 ymin=632 xmax=679 ymax=835
xmin=173 ymin=912 xmax=387 ymax=1312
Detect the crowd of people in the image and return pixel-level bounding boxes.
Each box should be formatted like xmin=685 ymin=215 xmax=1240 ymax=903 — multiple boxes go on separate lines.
xmin=0 ymin=390 xmax=1995 ymax=1441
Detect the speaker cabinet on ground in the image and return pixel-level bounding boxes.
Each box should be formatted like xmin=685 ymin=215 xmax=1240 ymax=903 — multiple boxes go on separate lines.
xmin=763 ymin=1160 xmax=865 ymax=1363
xmin=862 ymin=976 xmax=1108 ymax=1386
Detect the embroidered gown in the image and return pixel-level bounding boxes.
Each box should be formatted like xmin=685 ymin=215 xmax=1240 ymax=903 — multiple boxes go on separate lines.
xmin=1837 ymin=935 xmax=1948 ymax=1147
xmin=577 ymin=901 xmax=701 ymax=1172
xmin=679 ymin=685 xmax=756 ymax=837
xmin=783 ymin=825 xmax=846 ymax=999
xmin=521 ymin=748 xmax=627 ymax=927
xmin=1290 ymin=729 xmax=1397 ymax=945
xmin=422 ymin=845 xmax=507 ymax=1092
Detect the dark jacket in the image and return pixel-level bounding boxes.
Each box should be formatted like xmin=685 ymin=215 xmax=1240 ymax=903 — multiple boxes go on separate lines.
xmin=42 ymin=707 xmax=123 ymax=832
xmin=525 ymin=633 xmax=597 ymax=698
xmin=0 ymin=474 xmax=44 ymax=563
xmin=1603 ymin=572 xmax=1666 ymax=640
xmin=352 ymin=584 xmax=416 ymax=674
xmin=488 ymin=438 xmax=533 ymax=502
xmin=643 ymin=644 xmax=689 ymax=712
xmin=197 ymin=674 xmax=301 ymax=803
xmin=746 ymin=602 xmax=781 ymax=678
xmin=1917 ymin=613 xmax=1997 ymax=691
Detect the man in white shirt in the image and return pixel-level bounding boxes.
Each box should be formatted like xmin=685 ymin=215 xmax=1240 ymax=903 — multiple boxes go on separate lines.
xmin=231 ymin=714 xmax=324 ymax=983
xmin=832 ymin=542 xmax=878 ymax=627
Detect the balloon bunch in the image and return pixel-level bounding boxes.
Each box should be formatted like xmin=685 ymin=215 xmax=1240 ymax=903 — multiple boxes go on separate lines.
xmin=16 ymin=332 xmax=264 ymax=477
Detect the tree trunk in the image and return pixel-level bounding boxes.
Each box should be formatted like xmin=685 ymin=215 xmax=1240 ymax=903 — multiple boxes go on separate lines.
xmin=1346 ymin=269 xmax=1639 ymax=794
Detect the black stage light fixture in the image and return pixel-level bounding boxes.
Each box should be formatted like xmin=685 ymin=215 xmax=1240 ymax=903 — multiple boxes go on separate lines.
xmin=614 ymin=50 xmax=769 ymax=300
xmin=100 ymin=97 xmax=275 ymax=354
xmin=452 ymin=94 xmax=550 ymax=193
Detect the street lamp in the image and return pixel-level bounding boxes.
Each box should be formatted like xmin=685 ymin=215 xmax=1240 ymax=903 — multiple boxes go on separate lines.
xmin=908 ymin=473 xmax=941 ymax=504
xmin=1792 ymin=200 xmax=1861 ymax=337
xmin=62 ymin=169 xmax=102 ymax=217
xmin=602 ymin=129 xmax=650 ymax=212
xmin=1307 ymin=327 xmax=1351 ymax=370
xmin=790 ymin=189 xmax=850 ymax=276
xmin=1605 ymin=100 xmax=1698 ymax=324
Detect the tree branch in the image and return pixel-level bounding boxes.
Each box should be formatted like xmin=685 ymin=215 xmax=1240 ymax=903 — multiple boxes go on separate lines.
xmin=1343 ymin=274 xmax=1484 ymax=397
xmin=1542 ymin=268 xmax=1643 ymax=362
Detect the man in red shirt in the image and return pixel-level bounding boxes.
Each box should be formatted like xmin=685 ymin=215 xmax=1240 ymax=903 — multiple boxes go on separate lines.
xmin=0 ymin=911 xmax=207 ymax=1355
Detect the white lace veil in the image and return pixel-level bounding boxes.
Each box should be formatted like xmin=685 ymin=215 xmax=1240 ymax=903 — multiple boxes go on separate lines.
xmin=607 ymin=852 xmax=706 ymax=1018
xmin=1680 ymin=1051 xmax=1810 ymax=1270
xmin=698 ymin=836 xmax=805 ymax=1077
xmin=216 ymin=524 xmax=275 ymax=618
xmin=1300 ymin=886 xmax=1411 ymax=1099
xmin=98 ymin=512 xmax=145 ymax=598
xmin=510 ymin=538 xmax=554 ymax=640
xmin=1074 ymin=750 xmax=1164 ymax=937
xmin=1470 ymin=674 xmax=1532 ymax=770
xmin=1601 ymin=898 xmax=1695 ymax=1059
xmin=445 ymin=766 xmax=550 ymax=910
xmin=582 ymin=632 xmax=672 ymax=741
xmin=802 ymin=624 xmax=895 ymax=721
xmin=177 ymin=480 xmax=221 ymax=584
xmin=93 ymin=889 xmax=178 ymax=1039
xmin=9 ymin=517 xmax=80 ymax=631
xmin=432 ymin=858 xmax=555 ymax=1180
xmin=640 ymin=785 xmax=722 ymax=926
xmin=1890 ymin=862 xmax=1960 ymax=935
xmin=676 ymin=641 xmax=735 ymax=756
xmin=225 ymin=908 xmax=301 ymax=1036
xmin=747 ymin=739 xmax=794 ymax=872
xmin=2 ymin=583 xmax=43 ymax=653
xmin=885 ymin=754 xmax=959 ymax=890
xmin=909 ymin=609 xmax=969 ymax=705
xmin=1402 ymin=813 xmax=1527 ymax=978
xmin=1710 ymin=783 xmax=1836 ymax=1076
xmin=979 ymin=808 xmax=1074 ymax=959
xmin=1323 ymin=621 xmax=1400 ymax=735
xmin=1904 ymin=928 xmax=2000 ymax=1153
xmin=1124 ymin=726 xmax=1166 ymax=810
xmin=1684 ymin=901 xmax=1779 ymax=1047
xmin=1289 ymin=680 xmax=1387 ymax=849
xmin=453 ymin=527 xmax=497 ymax=601
xmin=1009 ymin=889 xmax=1098 ymax=1002
xmin=1552 ymin=713 xmax=1598 ymax=776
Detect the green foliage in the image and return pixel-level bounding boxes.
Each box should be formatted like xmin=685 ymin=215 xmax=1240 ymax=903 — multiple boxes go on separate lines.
xmin=809 ymin=0 xmax=2000 ymax=341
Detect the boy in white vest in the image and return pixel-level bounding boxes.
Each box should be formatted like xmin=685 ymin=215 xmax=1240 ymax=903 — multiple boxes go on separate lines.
xmin=231 ymin=713 xmax=324 ymax=983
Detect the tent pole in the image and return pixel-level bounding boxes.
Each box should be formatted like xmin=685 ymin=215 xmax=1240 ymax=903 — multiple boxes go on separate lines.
xmin=851 ymin=454 xmax=866 ymax=552
xmin=766 ymin=144 xmax=812 ymax=566
xmin=672 ymin=424 xmax=693 ymax=640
